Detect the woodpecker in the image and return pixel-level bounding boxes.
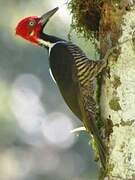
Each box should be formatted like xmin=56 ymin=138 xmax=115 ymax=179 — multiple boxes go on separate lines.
xmin=16 ymin=7 xmax=107 ymax=168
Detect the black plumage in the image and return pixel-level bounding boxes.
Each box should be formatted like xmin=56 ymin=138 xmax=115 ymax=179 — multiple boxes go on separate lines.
xmin=39 ymin=33 xmax=106 ymax=167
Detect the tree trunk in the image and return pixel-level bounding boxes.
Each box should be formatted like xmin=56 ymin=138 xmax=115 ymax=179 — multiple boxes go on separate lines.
xmin=69 ymin=0 xmax=135 ymax=179
xmin=100 ymin=1 xmax=135 ymax=179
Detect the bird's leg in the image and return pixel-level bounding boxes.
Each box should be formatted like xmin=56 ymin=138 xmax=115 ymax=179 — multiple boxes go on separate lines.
xmin=101 ymin=37 xmax=132 ymax=68
xmin=95 ymin=37 xmax=133 ymax=79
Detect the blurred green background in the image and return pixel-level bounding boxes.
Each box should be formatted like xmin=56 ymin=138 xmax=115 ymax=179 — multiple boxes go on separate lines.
xmin=0 ymin=0 xmax=99 ymax=179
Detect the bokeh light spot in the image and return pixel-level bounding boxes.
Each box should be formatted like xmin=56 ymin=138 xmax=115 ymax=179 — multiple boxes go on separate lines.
xmin=11 ymin=74 xmax=46 ymax=134
xmin=42 ymin=112 xmax=76 ymax=149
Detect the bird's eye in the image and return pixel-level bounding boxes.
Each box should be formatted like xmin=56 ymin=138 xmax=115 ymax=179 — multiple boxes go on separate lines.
xmin=28 ymin=20 xmax=36 ymax=27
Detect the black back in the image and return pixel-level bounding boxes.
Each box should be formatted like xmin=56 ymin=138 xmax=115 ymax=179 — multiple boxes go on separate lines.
xmin=49 ymin=42 xmax=82 ymax=120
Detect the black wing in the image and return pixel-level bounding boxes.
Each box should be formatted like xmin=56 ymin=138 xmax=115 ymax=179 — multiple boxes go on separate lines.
xmin=49 ymin=42 xmax=82 ymax=120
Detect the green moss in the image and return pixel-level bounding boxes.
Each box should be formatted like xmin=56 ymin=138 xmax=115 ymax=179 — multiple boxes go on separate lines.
xmin=113 ymin=75 xmax=121 ymax=89
xmin=99 ymin=159 xmax=114 ymax=180
xmin=68 ymin=0 xmax=103 ymax=40
xmin=99 ymin=158 xmax=115 ymax=179
xmin=89 ymin=137 xmax=99 ymax=161
xmin=112 ymin=0 xmax=122 ymax=4
xmin=109 ymin=97 xmax=121 ymax=111
xmin=106 ymin=163 xmax=115 ymax=176
xmin=68 ymin=0 xmax=124 ymax=41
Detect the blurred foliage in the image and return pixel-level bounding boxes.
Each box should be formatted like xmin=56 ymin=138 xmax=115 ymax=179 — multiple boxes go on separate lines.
xmin=0 ymin=0 xmax=99 ymax=180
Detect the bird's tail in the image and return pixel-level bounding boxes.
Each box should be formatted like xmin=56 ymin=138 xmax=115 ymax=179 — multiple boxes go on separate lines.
xmin=81 ymin=95 xmax=106 ymax=169
xmin=89 ymin=118 xmax=106 ymax=169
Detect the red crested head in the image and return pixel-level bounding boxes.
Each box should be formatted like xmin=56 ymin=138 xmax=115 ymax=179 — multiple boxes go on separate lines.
xmin=16 ymin=7 xmax=59 ymax=45
xmin=16 ymin=16 xmax=41 ymax=44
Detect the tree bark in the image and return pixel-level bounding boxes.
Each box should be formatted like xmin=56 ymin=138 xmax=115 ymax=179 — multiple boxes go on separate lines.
xmin=69 ymin=0 xmax=135 ymax=179
xmin=100 ymin=1 xmax=135 ymax=179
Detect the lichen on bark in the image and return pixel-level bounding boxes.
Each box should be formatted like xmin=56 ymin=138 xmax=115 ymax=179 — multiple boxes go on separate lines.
xmin=100 ymin=6 xmax=135 ymax=179
xmin=109 ymin=97 xmax=121 ymax=111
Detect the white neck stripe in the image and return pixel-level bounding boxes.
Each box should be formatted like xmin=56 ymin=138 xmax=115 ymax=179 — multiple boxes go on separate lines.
xmin=38 ymin=39 xmax=56 ymax=54
xmin=38 ymin=39 xmax=66 ymax=54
